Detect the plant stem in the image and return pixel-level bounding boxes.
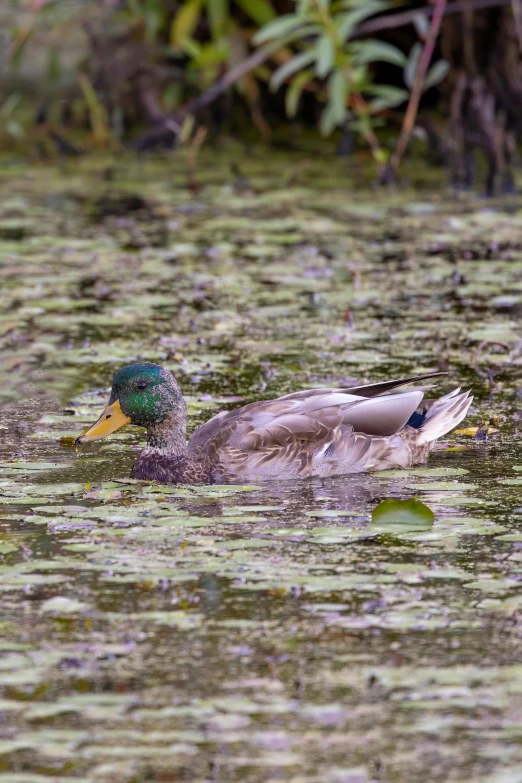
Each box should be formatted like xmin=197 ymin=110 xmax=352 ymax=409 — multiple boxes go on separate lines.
xmin=352 ymin=93 xmax=384 ymax=168
xmin=511 ymin=0 xmax=522 ymax=48
xmin=385 ymin=0 xmax=448 ymax=179
xmin=356 ymin=0 xmax=509 ymax=37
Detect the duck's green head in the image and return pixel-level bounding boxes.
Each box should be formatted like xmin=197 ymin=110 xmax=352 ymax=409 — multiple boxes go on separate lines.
xmin=75 ymin=362 xmax=185 ymax=445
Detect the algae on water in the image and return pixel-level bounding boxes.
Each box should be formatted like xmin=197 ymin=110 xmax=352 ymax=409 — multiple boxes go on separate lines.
xmin=0 ymin=148 xmax=521 ymax=782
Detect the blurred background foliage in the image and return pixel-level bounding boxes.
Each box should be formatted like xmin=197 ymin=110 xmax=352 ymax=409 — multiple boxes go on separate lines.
xmin=0 ymin=0 xmax=520 ymax=188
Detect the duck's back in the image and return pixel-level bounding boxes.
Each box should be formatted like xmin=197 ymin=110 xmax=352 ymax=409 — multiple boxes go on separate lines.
xmin=187 ymin=374 xmax=471 ymax=482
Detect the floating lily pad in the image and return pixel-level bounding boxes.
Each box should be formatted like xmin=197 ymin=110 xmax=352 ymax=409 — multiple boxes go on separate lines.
xmin=406 ymin=481 xmax=478 ymax=491
xmin=40 ymin=596 xmax=90 ymax=614
xmin=371 ymin=499 xmax=434 ymax=531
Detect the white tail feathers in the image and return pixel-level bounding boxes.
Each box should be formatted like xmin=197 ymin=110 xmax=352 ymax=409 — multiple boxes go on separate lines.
xmin=416 ymin=388 xmax=473 ymax=445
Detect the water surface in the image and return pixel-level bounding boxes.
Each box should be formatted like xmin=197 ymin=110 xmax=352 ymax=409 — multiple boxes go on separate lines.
xmin=0 ymin=147 xmax=521 ymax=782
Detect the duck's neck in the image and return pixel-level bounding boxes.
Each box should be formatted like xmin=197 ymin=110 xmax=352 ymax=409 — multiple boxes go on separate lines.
xmin=145 ymin=410 xmax=187 ymax=456
xmin=130 ymin=391 xmax=203 ymax=483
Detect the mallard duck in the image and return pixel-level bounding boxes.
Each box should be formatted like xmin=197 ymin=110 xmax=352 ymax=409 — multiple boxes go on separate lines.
xmin=75 ymin=363 xmax=472 ymax=484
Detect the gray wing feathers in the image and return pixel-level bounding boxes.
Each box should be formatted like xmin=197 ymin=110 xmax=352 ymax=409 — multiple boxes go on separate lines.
xmin=189 ymin=375 xmax=444 ymax=453
xmin=416 ymin=389 xmax=473 ymax=444
xmin=277 ymin=372 xmax=446 ymax=401
xmin=339 ymin=390 xmax=424 ymax=436
xmin=212 ymin=390 xmax=424 ymax=451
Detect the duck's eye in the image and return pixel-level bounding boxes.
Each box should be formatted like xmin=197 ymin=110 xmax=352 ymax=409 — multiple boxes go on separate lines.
xmin=137 ymin=382 xmax=147 ymax=390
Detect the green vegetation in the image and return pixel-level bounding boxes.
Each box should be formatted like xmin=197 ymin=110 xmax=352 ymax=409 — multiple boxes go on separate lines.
xmin=1 ymin=0 xmax=449 ymax=163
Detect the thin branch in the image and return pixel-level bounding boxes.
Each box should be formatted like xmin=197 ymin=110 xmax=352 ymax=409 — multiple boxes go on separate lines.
xmin=355 ymin=0 xmax=510 ymax=36
xmin=461 ymin=0 xmax=476 ymax=76
xmin=181 ymin=43 xmax=276 ymax=116
xmin=129 ymin=43 xmax=276 ymax=149
xmin=352 ymin=93 xmax=385 ymax=166
xmin=511 ymin=0 xmax=522 ymax=49
xmin=385 ymin=0 xmax=448 ymax=179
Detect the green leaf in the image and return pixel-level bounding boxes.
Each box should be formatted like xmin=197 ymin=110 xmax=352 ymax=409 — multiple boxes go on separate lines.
xmin=337 ymin=0 xmax=390 ymax=7
xmin=40 ymin=596 xmax=90 ymax=615
xmin=318 ymin=69 xmax=349 ymax=136
xmin=163 ymin=81 xmax=182 ymax=110
xmin=275 ymin=23 xmax=323 ymax=48
xmin=144 ymin=3 xmax=165 ymax=43
xmin=127 ymin=0 xmax=141 ymax=16
xmin=368 ymin=84 xmax=409 ymax=111
xmin=352 ymin=39 xmax=407 ymax=68
xmin=316 ymin=35 xmax=335 ymax=78
xmin=404 ymin=41 xmax=422 ymax=89
xmin=371 ymin=498 xmax=434 ymax=532
xmin=329 ymin=70 xmax=348 ymax=123
xmin=337 ymin=0 xmax=390 ymax=10
xmin=182 ymin=37 xmax=203 ymax=60
xmin=198 ymin=39 xmax=229 ymax=65
xmin=235 ymin=0 xmax=276 ymax=25
xmin=336 ymin=1 xmax=391 ymax=42
xmin=47 ymin=46 xmax=61 ymax=81
xmin=424 ymin=59 xmax=450 ymax=90
xmin=413 ymin=11 xmax=429 ymax=37
xmin=0 ymin=94 xmax=21 ymax=118
xmin=270 ymin=50 xmax=317 ymax=92
xmin=6 ymin=120 xmax=24 ymax=140
xmin=285 ymin=68 xmax=313 ymax=117
xmin=254 ymin=14 xmax=304 ymax=44
xmin=9 ymin=30 xmax=33 ymax=69
xmin=319 ymin=101 xmax=337 ymax=136
xmin=207 ymin=0 xmax=229 ymax=40
xmin=170 ymin=0 xmax=203 ymax=47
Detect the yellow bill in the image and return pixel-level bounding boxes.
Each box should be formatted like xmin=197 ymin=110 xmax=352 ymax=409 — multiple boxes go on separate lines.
xmin=75 ymin=400 xmax=131 ymax=445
